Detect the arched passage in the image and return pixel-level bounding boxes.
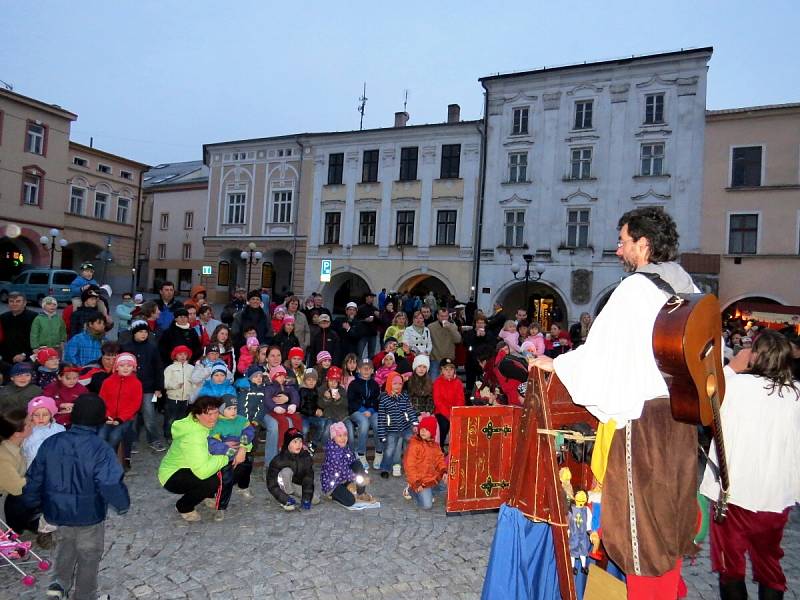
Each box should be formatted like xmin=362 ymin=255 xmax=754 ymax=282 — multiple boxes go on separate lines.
xmin=397 ymin=274 xmax=451 ymax=301
xmin=0 ymin=235 xmax=39 ymax=280
xmin=497 ymin=281 xmax=568 ymax=331
xmin=324 ymin=272 xmax=371 ymax=314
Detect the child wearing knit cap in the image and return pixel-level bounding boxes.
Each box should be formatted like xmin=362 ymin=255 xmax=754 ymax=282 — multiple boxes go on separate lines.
xmin=266 ymin=428 xmax=318 ymax=510
xmin=298 ymin=368 xmax=326 ymax=445
xmin=320 ymin=422 xmax=375 ymax=507
xmin=237 ymin=365 xmax=267 ymax=423
xmin=271 ymin=306 xmax=287 ymax=337
xmin=318 ymin=366 xmax=353 ymax=444
xmin=34 ymin=347 xmax=61 ymax=389
xmin=272 ymin=316 xmax=300 ymax=361
xmin=207 ymin=395 xmax=255 ymax=517
xmin=432 ymin=358 xmax=464 ymax=452
xmin=374 ymin=352 xmax=398 ymax=387
xmin=163 ymin=345 xmax=196 ymax=435
xmin=44 ymin=364 xmax=89 ymax=427
xmin=315 ymin=350 xmax=333 ymax=382
xmin=378 ymin=372 xmax=418 ymax=478
xmin=402 ymin=415 xmax=447 ymax=509
xmin=407 ymin=354 xmax=434 ymax=415
xmin=98 ymin=352 xmax=143 ymax=464
xmin=197 ymin=364 xmax=238 ymax=399
xmin=263 ymin=365 xmax=303 ymax=457
xmin=22 ymin=396 xmax=65 ymax=468
xmin=236 ymin=335 xmax=261 ymax=375
xmin=284 ymin=346 xmax=306 ymax=386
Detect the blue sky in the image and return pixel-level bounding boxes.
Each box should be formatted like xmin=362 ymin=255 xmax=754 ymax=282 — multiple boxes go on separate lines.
xmin=2 ymin=1 xmax=798 ymax=165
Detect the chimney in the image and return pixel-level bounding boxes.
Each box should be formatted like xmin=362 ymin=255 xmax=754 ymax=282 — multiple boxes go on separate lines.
xmin=447 ymin=103 xmax=461 ymax=123
xmin=394 ymin=111 xmax=409 ymax=127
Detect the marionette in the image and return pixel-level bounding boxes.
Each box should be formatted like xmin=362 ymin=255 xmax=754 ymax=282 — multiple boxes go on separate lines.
xmin=559 ymin=466 xmax=574 ymax=501
xmin=568 ymin=490 xmax=593 ymax=575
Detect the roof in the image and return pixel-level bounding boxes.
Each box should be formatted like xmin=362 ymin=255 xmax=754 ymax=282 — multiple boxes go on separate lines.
xmin=143 ymin=160 xmax=208 ymax=189
xmin=479 ymin=47 xmax=714 ymax=83
xmin=706 ymin=102 xmax=800 ymax=117
xmin=0 ymin=87 xmax=78 ymax=120
xmin=69 ymin=141 xmax=149 ymax=170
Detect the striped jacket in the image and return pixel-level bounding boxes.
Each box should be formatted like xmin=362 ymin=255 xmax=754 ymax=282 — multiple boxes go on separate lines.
xmin=377 ymin=391 xmax=418 ymax=442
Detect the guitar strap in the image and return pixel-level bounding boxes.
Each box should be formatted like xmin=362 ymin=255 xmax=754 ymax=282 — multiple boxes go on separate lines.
xmin=635 ymin=271 xmax=677 ymax=298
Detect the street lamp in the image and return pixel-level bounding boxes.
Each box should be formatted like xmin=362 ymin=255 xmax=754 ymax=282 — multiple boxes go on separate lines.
xmin=510 ymin=253 xmax=544 ymax=317
xmin=40 ymin=228 xmax=68 ymax=269
xmin=240 ymin=242 xmax=263 ymax=292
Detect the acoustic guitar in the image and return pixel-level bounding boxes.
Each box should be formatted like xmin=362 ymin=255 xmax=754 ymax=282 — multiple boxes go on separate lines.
xmin=652 ymin=292 xmax=729 ymax=522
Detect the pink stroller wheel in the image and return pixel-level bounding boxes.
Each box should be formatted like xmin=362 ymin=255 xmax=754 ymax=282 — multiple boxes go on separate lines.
xmin=22 ymin=574 xmax=36 ymax=586
xmin=38 ymin=559 xmax=51 ymax=571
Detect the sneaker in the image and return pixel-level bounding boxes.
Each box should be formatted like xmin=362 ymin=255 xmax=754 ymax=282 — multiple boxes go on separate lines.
xmin=149 ymin=441 xmax=167 ymax=452
xmin=130 ymin=442 xmax=139 ymax=454
xmin=213 ymin=510 xmax=225 ymax=522
xmin=179 ymin=510 xmax=201 ymax=522
xmin=402 ymin=486 xmax=411 ymax=500
xmin=358 ymin=454 xmax=369 ymax=469
xmin=46 ymin=583 xmax=66 ymax=599
xmin=372 ymin=452 xmax=383 ymax=470
xmin=236 ymin=487 xmax=254 ymax=500
xmin=35 ymin=532 xmax=54 ymax=549
xmin=392 ymin=464 xmax=402 ymax=477
xmin=282 ymin=502 xmax=296 ymax=512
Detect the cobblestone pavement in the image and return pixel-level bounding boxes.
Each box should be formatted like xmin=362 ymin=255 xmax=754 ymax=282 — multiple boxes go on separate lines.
xmin=2 ymin=448 xmax=799 ymax=599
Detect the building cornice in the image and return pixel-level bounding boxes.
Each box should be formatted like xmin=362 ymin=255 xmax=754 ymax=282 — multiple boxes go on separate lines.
xmin=0 ymin=88 xmax=77 ymax=120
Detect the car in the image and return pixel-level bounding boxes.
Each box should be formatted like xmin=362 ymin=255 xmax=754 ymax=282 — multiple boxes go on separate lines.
xmin=0 ymin=269 xmax=78 ymax=305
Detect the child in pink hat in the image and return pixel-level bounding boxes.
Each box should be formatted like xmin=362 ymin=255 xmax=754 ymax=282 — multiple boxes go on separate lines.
xmin=22 ymin=396 xmax=65 ymax=468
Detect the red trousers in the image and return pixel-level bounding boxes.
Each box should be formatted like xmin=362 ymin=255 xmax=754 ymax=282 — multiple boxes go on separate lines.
xmin=626 ymin=558 xmax=687 ymax=600
xmin=710 ymin=502 xmax=791 ymax=591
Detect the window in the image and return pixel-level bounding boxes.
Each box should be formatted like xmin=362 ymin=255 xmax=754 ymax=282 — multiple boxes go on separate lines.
xmin=160 ymin=212 xmax=170 ymax=230
xmin=567 ymin=209 xmax=590 ymax=248
xmin=182 ymin=243 xmax=192 ymax=260
xmin=217 ymin=260 xmax=230 ymax=286
xmin=69 ymin=186 xmax=85 ymax=214
xmin=25 ymin=122 xmax=45 ymax=154
xmin=436 ymin=210 xmax=457 ymax=246
xmin=505 ymin=210 xmax=525 ymax=247
xmin=574 ymin=100 xmax=593 ymax=129
xmin=508 ymin=152 xmax=528 ymax=183
xmin=640 ymin=143 xmax=665 ymax=176
xmin=362 ymin=150 xmax=379 ymax=183
xmin=359 ymin=211 xmax=377 ymax=245
xmin=731 ymin=146 xmax=762 ymax=187
xmin=29 ymin=272 xmax=48 ymax=285
xmin=117 ymin=197 xmax=130 ymax=223
xmin=97 ymin=164 xmax=111 ymax=174
xmin=73 ymin=157 xmax=87 ymax=167
xmin=323 ymin=212 xmax=341 ymax=245
xmin=728 ymin=214 xmax=758 ymax=254
xmin=570 ymin=147 xmax=592 ymax=179
xmin=327 ymin=153 xmax=344 ymax=185
xmin=184 ymin=211 xmax=194 ymax=229
xmin=22 ymin=172 xmax=41 ymax=205
xmin=440 ymin=144 xmax=461 ymax=179
xmin=94 ymin=192 xmax=108 ymax=219
xmin=157 ymin=244 xmax=167 ymax=259
xmin=271 ymin=191 xmax=292 ymax=223
xmin=120 ymin=170 xmax=132 ymax=180
xmin=231 ymin=152 xmax=246 ymax=160
xmin=225 ymin=193 xmax=246 ymax=225
xmin=512 ymin=107 xmax=529 ymax=135
xmin=399 ymin=147 xmax=418 ymax=181
xmin=396 ymin=210 xmax=415 ymax=245
xmin=53 ymin=272 xmax=74 ymax=285
xmin=644 ymin=94 xmax=665 ymax=124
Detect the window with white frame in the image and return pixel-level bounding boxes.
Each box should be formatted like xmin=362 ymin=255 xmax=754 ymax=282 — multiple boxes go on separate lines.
xmin=184 ymin=211 xmax=194 ymax=229
xmin=323 ymin=212 xmax=341 ymax=245
xmin=570 ymin=147 xmax=592 ymax=179
xmin=225 ymin=192 xmax=246 ymax=225
xmin=157 ymin=244 xmax=167 ymax=259
xmin=69 ymin=186 xmax=85 ymax=214
xmin=508 ymin=152 xmax=528 ymax=183
xmin=574 ymin=100 xmax=593 ymax=129
xmin=396 ymin=210 xmax=415 ymax=246
xmin=25 ymin=123 xmax=45 ymax=154
xmin=566 ymin=208 xmax=590 ymax=248
xmin=327 ymin=153 xmax=344 ymax=185
xmin=731 ymin=146 xmax=762 ymax=187
xmin=640 ymin=143 xmax=664 ymax=176
xmin=22 ymin=172 xmax=41 ymax=205
xmin=160 ymin=212 xmax=169 ymax=230
xmin=182 ymin=243 xmax=192 ymax=260
xmin=73 ymin=156 xmax=87 ymax=167
xmin=271 ymin=191 xmax=292 ymax=223
xmin=117 ymin=197 xmax=130 ymax=223
xmin=231 ymin=152 xmax=247 ymax=161
xmin=504 ymin=210 xmax=525 ymax=247
xmin=728 ymin=214 xmax=758 ymax=254
xmin=436 ymin=210 xmax=457 ymax=245
xmin=512 ymin=107 xmax=529 ymax=135
xmin=644 ymin=93 xmax=665 ymax=124
xmin=120 ymin=170 xmax=132 ymax=180
xmin=359 ymin=211 xmax=376 ymax=245
xmin=94 ymin=192 xmax=108 ymax=219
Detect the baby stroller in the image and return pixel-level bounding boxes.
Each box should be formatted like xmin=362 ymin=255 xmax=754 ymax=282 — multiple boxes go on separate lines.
xmin=0 ymin=517 xmax=51 ymax=586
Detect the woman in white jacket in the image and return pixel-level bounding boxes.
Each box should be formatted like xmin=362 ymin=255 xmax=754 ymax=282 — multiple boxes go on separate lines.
xmin=402 ymin=311 xmax=432 ymax=356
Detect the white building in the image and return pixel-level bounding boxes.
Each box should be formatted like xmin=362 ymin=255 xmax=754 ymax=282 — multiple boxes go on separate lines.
xmin=302 ymin=106 xmax=482 ymax=310
xmin=476 ymin=48 xmax=713 ymax=329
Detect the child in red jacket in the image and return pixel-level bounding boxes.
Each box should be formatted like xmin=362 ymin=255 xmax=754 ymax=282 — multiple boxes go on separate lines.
xmin=432 ymin=358 xmax=464 ymax=452
xmin=99 ymin=353 xmax=143 ymax=465
xmin=43 ymin=365 xmax=88 ymax=427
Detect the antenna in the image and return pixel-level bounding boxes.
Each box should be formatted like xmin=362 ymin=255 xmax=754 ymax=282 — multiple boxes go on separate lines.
xmin=357 ymin=82 xmax=367 ymax=130
xmin=403 ymin=89 xmax=408 ymax=113
xmin=0 ymin=79 xmax=13 ymax=91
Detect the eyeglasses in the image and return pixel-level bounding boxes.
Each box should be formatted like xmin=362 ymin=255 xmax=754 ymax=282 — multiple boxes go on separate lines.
xmin=616 ymin=238 xmax=634 ymax=248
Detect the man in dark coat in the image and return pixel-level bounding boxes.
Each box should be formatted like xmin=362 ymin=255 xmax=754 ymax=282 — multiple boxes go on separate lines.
xmin=232 ymin=290 xmax=272 ymax=348
xmin=157 ymin=308 xmax=202 ymax=365
xmin=308 ymin=314 xmax=341 ymax=367
xmin=0 ymin=292 xmax=37 ymax=380
xmin=332 ymin=302 xmax=361 ymax=358
xmin=154 ymin=281 xmax=184 ymax=333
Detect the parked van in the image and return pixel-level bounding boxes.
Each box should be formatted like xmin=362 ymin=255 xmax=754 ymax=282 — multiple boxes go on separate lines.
xmin=0 ymin=269 xmax=78 ymax=304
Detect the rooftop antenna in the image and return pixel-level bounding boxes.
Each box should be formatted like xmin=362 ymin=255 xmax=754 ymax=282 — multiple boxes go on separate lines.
xmin=403 ymin=89 xmax=409 ymax=113
xmin=0 ymin=79 xmax=13 ymax=91
xmin=357 ymin=82 xmax=367 ymax=130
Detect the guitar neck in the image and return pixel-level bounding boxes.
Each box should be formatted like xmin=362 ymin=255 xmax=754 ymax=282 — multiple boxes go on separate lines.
xmin=709 ymin=391 xmax=730 ymax=493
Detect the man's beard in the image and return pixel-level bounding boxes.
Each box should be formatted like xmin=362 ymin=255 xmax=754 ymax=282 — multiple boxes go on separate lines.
xmin=620 ymin=257 xmax=638 ymax=273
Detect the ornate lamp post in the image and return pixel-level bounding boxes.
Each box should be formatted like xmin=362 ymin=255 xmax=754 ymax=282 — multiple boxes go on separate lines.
xmin=39 ymin=228 xmax=68 ymax=269
xmin=510 ymin=253 xmax=544 ymax=316
xmin=240 ymin=242 xmax=263 ymax=292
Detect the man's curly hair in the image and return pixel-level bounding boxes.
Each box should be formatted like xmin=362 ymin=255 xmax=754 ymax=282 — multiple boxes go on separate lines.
xmin=617 ymin=207 xmax=679 ymax=263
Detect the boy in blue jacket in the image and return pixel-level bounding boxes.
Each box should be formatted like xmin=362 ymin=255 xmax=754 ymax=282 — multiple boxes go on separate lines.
xmin=347 ymin=358 xmax=383 ymax=469
xmin=23 ymin=393 xmax=130 ymax=600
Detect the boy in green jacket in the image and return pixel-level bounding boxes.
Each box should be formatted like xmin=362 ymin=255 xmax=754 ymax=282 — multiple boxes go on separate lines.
xmin=30 ymin=296 xmax=67 ymax=352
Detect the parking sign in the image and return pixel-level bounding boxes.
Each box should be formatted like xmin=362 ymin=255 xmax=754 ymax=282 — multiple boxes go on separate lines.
xmin=320 ymin=259 xmax=332 ymax=282
xmin=201 ymin=265 xmax=212 ymax=276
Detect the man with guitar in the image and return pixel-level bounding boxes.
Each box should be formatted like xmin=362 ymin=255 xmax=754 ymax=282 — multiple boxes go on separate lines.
xmin=534 ymin=207 xmax=698 ymax=599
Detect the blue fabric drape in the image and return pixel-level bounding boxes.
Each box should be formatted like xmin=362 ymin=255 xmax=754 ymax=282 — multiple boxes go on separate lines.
xmin=482 ymin=504 xmax=562 ymax=600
